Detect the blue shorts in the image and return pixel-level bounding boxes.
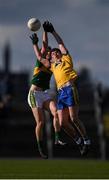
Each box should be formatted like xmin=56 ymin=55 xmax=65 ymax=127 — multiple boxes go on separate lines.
xmin=57 ymin=85 xmax=79 ymax=110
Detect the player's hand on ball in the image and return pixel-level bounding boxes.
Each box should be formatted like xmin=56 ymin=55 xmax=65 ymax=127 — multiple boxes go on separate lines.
xmin=43 ymin=21 xmax=54 ymax=33
xmin=30 ymin=33 xmax=39 ymax=45
xmin=43 ymin=21 xmax=49 ymax=32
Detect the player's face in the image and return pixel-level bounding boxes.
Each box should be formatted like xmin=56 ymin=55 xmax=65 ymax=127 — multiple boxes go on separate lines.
xmin=51 ymin=50 xmax=62 ymax=61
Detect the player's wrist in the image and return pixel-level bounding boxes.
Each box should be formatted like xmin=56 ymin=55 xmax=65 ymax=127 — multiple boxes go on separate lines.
xmin=30 ymin=33 xmax=39 ymax=45
xmin=51 ymin=30 xmax=55 ymax=34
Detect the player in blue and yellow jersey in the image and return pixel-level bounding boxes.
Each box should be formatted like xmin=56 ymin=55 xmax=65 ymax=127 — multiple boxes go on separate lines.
xmin=31 ymin=21 xmax=91 ymax=155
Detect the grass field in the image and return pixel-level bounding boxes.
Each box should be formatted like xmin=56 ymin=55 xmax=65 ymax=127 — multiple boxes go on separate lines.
xmin=0 ymin=158 xmax=109 ymax=179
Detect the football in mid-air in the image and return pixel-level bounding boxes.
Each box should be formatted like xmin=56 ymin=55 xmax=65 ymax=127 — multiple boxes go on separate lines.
xmin=27 ymin=18 xmax=41 ymax=32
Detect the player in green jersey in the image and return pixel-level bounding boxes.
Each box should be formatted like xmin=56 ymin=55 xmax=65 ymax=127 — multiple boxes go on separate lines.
xmin=28 ymin=23 xmax=66 ymax=159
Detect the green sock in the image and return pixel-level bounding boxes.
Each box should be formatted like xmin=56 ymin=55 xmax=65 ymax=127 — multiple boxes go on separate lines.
xmin=37 ymin=140 xmax=43 ymax=153
xmin=37 ymin=140 xmax=47 ymax=158
xmin=55 ymin=132 xmax=60 ymax=142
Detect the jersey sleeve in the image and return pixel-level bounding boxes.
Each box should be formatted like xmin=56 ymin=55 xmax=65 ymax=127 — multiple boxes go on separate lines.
xmin=35 ymin=58 xmax=42 ymax=67
xmin=62 ymin=53 xmax=73 ymax=66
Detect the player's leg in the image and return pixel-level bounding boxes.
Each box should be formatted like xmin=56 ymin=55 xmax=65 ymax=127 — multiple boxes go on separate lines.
xmin=31 ymin=107 xmax=48 ymax=158
xmin=68 ymin=105 xmax=91 ymax=155
xmin=67 ymin=106 xmax=86 ymax=137
xmin=57 ymin=108 xmax=82 ymax=146
xmin=67 ymin=84 xmax=91 ymax=154
xmin=49 ymin=100 xmax=67 ymax=145
xmin=70 ymin=85 xmax=89 ymax=140
xmin=76 ymin=85 xmax=91 ymax=144
xmin=56 ymin=86 xmax=82 ymax=147
xmin=43 ymin=99 xmax=66 ymax=145
xmin=28 ymin=90 xmax=47 ymax=158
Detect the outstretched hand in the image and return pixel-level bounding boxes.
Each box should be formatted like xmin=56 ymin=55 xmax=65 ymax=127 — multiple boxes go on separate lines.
xmin=30 ymin=33 xmax=39 ymax=45
xmin=43 ymin=21 xmax=54 ymax=33
xmin=43 ymin=21 xmax=49 ymax=32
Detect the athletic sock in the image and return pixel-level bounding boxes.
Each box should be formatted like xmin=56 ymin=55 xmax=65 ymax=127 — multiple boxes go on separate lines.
xmin=55 ymin=131 xmax=60 ymax=142
xmin=37 ymin=141 xmax=43 ymax=153
xmin=37 ymin=140 xmax=46 ymax=155
xmin=37 ymin=140 xmax=48 ymax=158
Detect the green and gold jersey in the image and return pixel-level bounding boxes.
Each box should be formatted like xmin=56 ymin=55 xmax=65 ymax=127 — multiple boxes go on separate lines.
xmin=31 ymin=59 xmax=52 ymax=90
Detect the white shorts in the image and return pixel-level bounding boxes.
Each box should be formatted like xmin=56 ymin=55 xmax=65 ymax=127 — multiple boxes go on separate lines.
xmin=28 ymin=90 xmax=52 ymax=108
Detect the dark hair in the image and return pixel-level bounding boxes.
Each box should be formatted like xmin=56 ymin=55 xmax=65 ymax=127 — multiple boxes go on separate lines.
xmin=51 ymin=48 xmax=61 ymax=54
xmin=47 ymin=46 xmax=51 ymax=51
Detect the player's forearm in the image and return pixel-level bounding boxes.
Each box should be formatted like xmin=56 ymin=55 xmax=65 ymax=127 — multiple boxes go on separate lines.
xmin=52 ymin=30 xmax=64 ymax=45
xmin=33 ymin=44 xmax=50 ymax=68
xmin=43 ymin=31 xmax=48 ymax=46
xmin=52 ymin=30 xmax=67 ymax=54
xmin=33 ymin=44 xmax=42 ymax=61
xmin=41 ymin=31 xmax=48 ymax=53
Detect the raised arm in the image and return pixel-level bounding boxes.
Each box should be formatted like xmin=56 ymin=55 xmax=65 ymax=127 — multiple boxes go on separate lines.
xmin=41 ymin=31 xmax=48 ymax=54
xmin=30 ymin=33 xmax=50 ymax=68
xmin=46 ymin=22 xmax=68 ymax=54
xmin=41 ymin=21 xmax=49 ymax=54
xmin=52 ymin=30 xmax=67 ymax=54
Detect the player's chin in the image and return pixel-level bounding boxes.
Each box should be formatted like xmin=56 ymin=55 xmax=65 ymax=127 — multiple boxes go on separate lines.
xmin=50 ymin=58 xmax=55 ymax=63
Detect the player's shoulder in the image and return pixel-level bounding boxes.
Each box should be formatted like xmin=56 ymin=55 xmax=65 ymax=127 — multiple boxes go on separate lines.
xmin=62 ymin=51 xmax=72 ymax=60
xmin=35 ymin=59 xmax=42 ymax=67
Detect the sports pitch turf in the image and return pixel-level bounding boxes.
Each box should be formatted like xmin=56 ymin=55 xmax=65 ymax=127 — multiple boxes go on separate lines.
xmin=0 ymin=158 xmax=109 ymax=179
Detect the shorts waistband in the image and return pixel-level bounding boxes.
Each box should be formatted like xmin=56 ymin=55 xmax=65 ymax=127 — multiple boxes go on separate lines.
xmin=58 ymin=81 xmax=72 ymax=90
xmin=30 ymin=85 xmax=43 ymax=91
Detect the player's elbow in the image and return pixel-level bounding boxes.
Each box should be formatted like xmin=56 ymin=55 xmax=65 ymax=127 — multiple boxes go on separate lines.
xmin=37 ymin=55 xmax=42 ymax=62
xmin=41 ymin=59 xmax=50 ymax=68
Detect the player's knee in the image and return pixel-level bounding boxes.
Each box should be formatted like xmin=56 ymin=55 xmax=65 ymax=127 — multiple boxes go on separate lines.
xmin=37 ymin=120 xmax=44 ymax=129
xmin=52 ymin=109 xmax=58 ymax=118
